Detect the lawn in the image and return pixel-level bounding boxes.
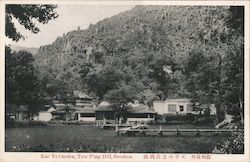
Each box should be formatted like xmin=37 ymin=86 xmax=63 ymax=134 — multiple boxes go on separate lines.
xmin=5 ymin=124 xmax=230 ymax=153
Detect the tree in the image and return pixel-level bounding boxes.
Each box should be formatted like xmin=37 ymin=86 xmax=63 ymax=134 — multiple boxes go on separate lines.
xmin=84 ymin=63 xmax=123 ymax=101
xmin=5 ymin=4 xmax=58 ymax=41
xmin=223 ymin=39 xmax=244 ymax=123
xmin=181 ymin=6 xmax=244 ymax=124
xmin=223 ymin=6 xmax=244 ymax=123
xmin=104 ymin=85 xmax=136 ymax=112
xmin=5 ymin=48 xmax=42 ymax=113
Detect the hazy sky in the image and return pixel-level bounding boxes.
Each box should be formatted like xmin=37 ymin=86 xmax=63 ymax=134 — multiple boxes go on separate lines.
xmin=6 ymin=5 xmax=134 ymax=48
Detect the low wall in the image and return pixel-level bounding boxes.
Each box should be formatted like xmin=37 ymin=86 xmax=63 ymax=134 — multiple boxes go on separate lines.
xmin=127 ymin=118 xmax=154 ymax=122
xmin=78 ymin=117 xmax=95 ymax=121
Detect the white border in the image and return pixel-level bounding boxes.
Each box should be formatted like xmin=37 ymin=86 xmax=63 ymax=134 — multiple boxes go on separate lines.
xmin=0 ymin=1 xmax=249 ymax=162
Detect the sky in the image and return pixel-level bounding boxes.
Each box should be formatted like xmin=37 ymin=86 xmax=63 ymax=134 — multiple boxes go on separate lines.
xmin=6 ymin=5 xmax=134 ymax=48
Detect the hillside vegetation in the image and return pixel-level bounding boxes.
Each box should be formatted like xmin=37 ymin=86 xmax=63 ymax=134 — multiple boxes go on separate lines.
xmin=14 ymin=6 xmax=243 ymax=121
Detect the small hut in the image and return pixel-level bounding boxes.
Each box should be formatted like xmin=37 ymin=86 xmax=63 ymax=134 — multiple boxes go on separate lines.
xmin=33 ymin=105 xmax=56 ymax=122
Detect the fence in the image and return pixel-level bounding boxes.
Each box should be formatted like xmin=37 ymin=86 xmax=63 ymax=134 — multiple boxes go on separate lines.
xmin=115 ymin=126 xmax=243 ymax=137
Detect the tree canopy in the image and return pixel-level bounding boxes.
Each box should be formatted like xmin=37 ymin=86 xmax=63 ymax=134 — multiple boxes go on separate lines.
xmin=5 ymin=4 xmax=58 ymax=41
xmin=5 ymin=47 xmax=45 ymax=112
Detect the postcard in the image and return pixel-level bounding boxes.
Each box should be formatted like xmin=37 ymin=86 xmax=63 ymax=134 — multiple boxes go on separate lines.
xmin=0 ymin=0 xmax=249 ymax=162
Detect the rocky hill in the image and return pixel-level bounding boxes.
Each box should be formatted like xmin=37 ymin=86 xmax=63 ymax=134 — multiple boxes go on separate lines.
xmin=34 ymin=5 xmax=242 ymax=108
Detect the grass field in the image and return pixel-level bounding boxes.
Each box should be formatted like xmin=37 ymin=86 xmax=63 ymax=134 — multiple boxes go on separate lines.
xmin=5 ymin=124 xmax=231 ymax=153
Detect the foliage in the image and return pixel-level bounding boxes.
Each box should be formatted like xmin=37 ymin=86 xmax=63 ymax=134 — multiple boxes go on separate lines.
xmin=212 ymin=131 xmax=244 ymax=154
xmin=193 ymin=117 xmax=215 ymax=126
xmin=6 ymin=120 xmax=48 ymax=128
xmin=6 ymin=4 xmax=58 ymax=41
xmin=5 ymin=5 xmax=58 ymax=113
xmin=104 ymin=85 xmax=137 ymax=112
xmin=162 ymin=113 xmax=198 ymax=122
xmin=182 ymin=6 xmax=244 ymax=122
xmin=5 ymin=47 xmax=43 ymax=112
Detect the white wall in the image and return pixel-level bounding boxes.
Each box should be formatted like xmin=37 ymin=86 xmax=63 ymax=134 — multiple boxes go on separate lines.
xmin=78 ymin=117 xmax=96 ymax=121
xmin=153 ymin=99 xmax=192 ymax=115
xmin=153 ymin=102 xmax=167 ymax=115
xmin=38 ymin=112 xmax=52 ymax=121
xmin=166 ymin=101 xmax=188 ymax=114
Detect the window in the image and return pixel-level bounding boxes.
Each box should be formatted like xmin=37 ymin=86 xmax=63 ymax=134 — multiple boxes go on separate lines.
xmin=80 ymin=113 xmax=95 ymax=117
xmin=168 ymin=104 xmax=177 ymax=112
xmin=179 ymin=105 xmax=184 ymax=112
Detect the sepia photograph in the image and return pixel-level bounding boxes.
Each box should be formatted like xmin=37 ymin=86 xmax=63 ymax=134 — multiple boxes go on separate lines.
xmin=0 ymin=1 xmax=249 ymax=162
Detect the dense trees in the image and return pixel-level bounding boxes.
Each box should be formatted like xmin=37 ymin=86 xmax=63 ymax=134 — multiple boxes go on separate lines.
xmin=182 ymin=6 xmax=244 ymax=122
xmin=5 ymin=5 xmax=58 ymax=113
xmin=223 ymin=7 xmax=244 ymax=122
xmin=6 ymin=4 xmax=58 ymax=41
xmin=5 ymin=47 xmax=44 ymax=113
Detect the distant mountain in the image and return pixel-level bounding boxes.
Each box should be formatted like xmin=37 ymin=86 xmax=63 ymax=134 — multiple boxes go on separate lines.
xmin=8 ymin=44 xmax=39 ymax=55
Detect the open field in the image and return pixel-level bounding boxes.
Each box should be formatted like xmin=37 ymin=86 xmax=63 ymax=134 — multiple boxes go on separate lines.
xmin=5 ymin=124 xmax=231 ymax=153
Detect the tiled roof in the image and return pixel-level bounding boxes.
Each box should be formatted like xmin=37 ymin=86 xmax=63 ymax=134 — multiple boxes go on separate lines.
xmin=53 ymin=103 xmax=76 ymax=110
xmin=127 ymin=107 xmax=156 ymax=114
xmin=75 ymin=108 xmax=96 ymax=113
xmin=54 ymin=103 xmax=67 ymax=109
xmin=51 ymin=110 xmax=70 ymax=115
xmin=165 ymin=98 xmax=191 ymax=102
xmin=95 ymin=104 xmax=156 ymax=114
xmin=96 ymin=105 xmax=114 ymax=111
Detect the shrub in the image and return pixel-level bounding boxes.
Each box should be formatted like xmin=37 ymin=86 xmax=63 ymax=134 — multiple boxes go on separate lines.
xmin=193 ymin=117 xmax=214 ymax=126
xmin=163 ymin=114 xmax=199 ymax=122
xmin=212 ymin=131 xmax=244 ymax=154
xmin=6 ymin=120 xmax=48 ymax=128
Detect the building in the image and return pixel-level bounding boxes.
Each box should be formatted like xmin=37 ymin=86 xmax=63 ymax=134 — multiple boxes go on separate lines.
xmin=73 ymin=91 xmax=96 ymax=108
xmin=153 ymin=98 xmax=192 ymax=115
xmin=34 ymin=106 xmax=56 ymax=122
xmin=75 ymin=109 xmax=96 ymax=121
xmin=51 ymin=103 xmax=76 ymax=121
xmin=73 ymin=91 xmax=97 ymax=121
xmin=95 ymin=104 xmax=116 ymax=121
xmin=95 ymin=102 xmax=156 ymax=124
xmin=125 ymin=107 xmax=156 ymax=124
